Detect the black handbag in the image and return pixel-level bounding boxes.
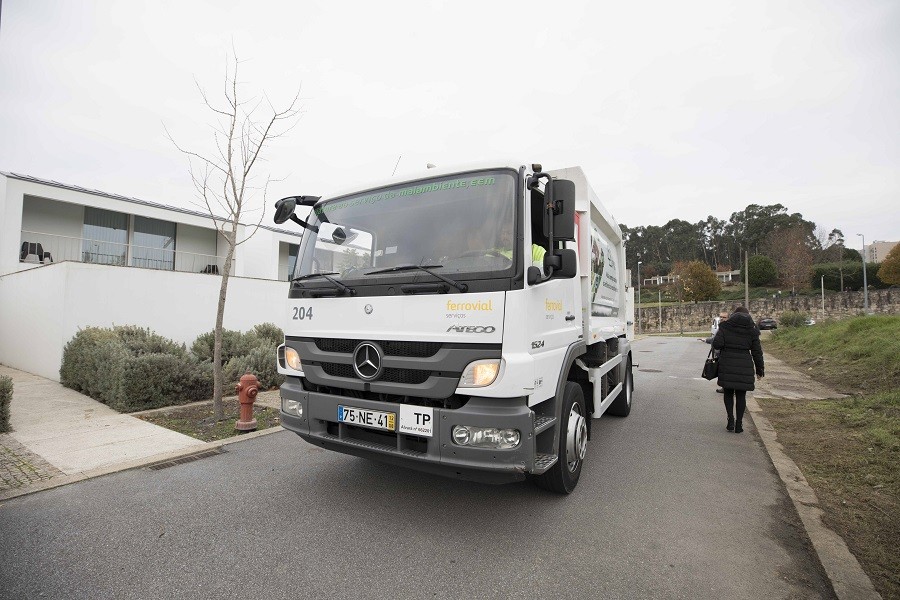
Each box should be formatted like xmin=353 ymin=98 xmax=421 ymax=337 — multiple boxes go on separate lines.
xmin=701 ymin=347 xmax=718 ymax=380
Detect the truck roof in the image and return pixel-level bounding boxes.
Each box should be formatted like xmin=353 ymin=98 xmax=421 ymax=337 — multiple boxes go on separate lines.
xmin=316 ymin=159 xmax=528 ymax=202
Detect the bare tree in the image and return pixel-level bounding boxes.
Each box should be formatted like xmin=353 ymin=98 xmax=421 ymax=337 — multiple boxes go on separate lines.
xmin=764 ymin=225 xmax=814 ymax=294
xmin=167 ymin=54 xmax=301 ymax=420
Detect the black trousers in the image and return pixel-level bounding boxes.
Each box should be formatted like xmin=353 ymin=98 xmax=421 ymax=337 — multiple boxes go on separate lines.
xmin=723 ymin=389 xmax=746 ymax=422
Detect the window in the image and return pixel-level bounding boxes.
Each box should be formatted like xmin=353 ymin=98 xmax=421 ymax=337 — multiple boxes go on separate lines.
xmin=287 ymin=243 xmax=300 ymax=279
xmin=83 ymin=207 xmax=127 ymax=266
xmin=132 ymin=216 xmax=176 ymax=270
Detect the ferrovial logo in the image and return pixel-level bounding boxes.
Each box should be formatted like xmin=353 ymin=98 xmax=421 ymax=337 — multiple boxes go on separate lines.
xmin=545 ymin=299 xmax=563 ymax=311
xmin=446 ymin=325 xmax=496 ymax=334
xmin=445 ymin=299 xmax=494 ymax=311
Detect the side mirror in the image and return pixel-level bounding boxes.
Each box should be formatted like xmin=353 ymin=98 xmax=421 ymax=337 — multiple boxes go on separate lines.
xmin=527 ymin=266 xmax=542 ymax=285
xmin=274 ymin=197 xmax=297 ymax=224
xmin=550 ymin=248 xmax=577 ymax=278
xmin=545 ymin=179 xmax=575 ymax=241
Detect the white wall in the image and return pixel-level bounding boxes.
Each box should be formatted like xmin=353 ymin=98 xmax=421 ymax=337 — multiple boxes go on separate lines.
xmin=278 ymin=241 xmax=290 ymax=281
xmin=175 ymin=223 xmax=218 ymax=273
xmin=232 ymin=225 xmax=303 ymax=280
xmin=0 ymin=261 xmax=291 ymax=381
xmin=21 ymin=195 xmax=85 ymax=239
xmin=1 ymin=178 xmax=28 ymax=275
xmin=19 ymin=195 xmax=86 ymax=264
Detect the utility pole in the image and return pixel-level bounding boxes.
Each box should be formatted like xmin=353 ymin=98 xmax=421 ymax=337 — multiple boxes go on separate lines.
xmin=637 ymin=261 xmax=642 ymax=334
xmin=658 ymin=290 xmax=662 ymax=332
xmin=821 ymin=275 xmax=825 ymax=312
xmin=744 ymin=250 xmax=750 ymax=308
xmin=857 ymin=233 xmax=869 ymax=312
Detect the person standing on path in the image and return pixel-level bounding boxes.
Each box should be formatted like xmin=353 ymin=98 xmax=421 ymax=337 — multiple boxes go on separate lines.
xmin=712 ymin=306 xmax=764 ymax=433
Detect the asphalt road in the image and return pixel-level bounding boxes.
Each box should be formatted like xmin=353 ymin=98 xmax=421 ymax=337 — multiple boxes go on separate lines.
xmin=0 ymin=337 xmax=835 ymax=600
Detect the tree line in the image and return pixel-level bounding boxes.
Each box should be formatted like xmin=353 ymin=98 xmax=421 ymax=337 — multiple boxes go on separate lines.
xmin=620 ymin=203 xmax=867 ymax=291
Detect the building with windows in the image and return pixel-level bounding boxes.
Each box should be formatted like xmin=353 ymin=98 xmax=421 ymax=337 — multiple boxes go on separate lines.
xmin=0 ymin=172 xmax=305 ymax=380
xmin=866 ymin=240 xmax=898 ymax=264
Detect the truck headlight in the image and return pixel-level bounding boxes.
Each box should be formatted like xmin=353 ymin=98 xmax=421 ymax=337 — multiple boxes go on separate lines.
xmin=452 ymin=425 xmax=520 ymax=449
xmin=459 ymin=359 xmax=501 ymax=387
xmin=285 ymin=347 xmax=303 ymax=371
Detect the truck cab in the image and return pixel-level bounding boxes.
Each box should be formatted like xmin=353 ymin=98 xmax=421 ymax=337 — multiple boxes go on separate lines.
xmin=275 ymin=162 xmax=634 ymax=493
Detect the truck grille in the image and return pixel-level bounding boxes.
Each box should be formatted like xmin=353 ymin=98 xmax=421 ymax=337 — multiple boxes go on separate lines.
xmin=321 ymin=362 xmax=430 ymax=385
xmin=315 ymin=338 xmax=441 ymax=358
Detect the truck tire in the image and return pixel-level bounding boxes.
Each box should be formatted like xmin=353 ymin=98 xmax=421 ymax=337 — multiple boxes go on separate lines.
xmin=607 ymin=355 xmax=633 ymax=417
xmin=534 ymin=382 xmax=587 ymax=494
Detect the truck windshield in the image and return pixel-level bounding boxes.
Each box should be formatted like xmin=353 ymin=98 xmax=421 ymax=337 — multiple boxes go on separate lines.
xmin=293 ymin=170 xmax=517 ymax=281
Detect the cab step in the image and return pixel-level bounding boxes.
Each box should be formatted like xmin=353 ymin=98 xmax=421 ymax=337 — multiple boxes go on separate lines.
xmin=533 ymin=415 xmax=556 ymax=435
xmin=532 ymin=453 xmax=559 ymax=474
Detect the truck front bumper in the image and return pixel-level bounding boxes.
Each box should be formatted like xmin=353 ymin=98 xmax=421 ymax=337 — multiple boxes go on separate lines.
xmin=279 ymin=378 xmax=536 ymax=484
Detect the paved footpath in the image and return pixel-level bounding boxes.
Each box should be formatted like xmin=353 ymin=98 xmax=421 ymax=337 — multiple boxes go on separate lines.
xmin=0 ymin=365 xmax=204 ymax=494
xmin=0 ymin=434 xmax=64 ymax=490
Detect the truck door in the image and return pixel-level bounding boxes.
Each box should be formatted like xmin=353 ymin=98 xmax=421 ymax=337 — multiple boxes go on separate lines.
xmin=527 ymin=243 xmax=582 ymax=404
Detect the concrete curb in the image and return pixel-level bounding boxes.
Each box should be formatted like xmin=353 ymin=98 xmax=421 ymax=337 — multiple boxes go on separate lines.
xmin=0 ymin=425 xmax=284 ymax=503
xmin=747 ymin=396 xmax=882 ymax=600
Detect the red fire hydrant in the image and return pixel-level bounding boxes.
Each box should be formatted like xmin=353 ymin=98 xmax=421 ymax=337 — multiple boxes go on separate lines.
xmin=235 ymin=373 xmax=259 ymax=432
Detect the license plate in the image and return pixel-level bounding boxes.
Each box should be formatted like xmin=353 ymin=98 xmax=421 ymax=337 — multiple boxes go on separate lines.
xmin=338 ymin=405 xmax=396 ymax=432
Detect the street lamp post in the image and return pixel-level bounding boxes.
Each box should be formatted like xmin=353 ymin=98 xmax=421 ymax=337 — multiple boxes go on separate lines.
xmin=637 ymin=261 xmax=642 ymax=334
xmin=857 ymin=233 xmax=869 ymax=312
xmin=821 ymin=275 xmax=825 ymax=313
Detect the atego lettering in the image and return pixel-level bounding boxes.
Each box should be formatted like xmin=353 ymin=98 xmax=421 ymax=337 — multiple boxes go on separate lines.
xmin=446 ymin=325 xmax=496 ymax=334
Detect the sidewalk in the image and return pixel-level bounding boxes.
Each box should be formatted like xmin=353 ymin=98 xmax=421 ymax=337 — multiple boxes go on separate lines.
xmin=0 ymin=365 xmax=204 ymax=495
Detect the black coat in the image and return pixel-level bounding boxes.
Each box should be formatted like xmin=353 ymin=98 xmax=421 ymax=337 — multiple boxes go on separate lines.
xmin=712 ymin=313 xmax=764 ymax=391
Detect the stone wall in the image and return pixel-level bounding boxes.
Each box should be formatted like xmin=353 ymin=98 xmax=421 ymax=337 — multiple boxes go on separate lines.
xmin=636 ymin=289 xmax=900 ymax=333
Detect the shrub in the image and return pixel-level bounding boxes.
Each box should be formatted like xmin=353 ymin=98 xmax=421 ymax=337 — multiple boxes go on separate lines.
xmin=60 ymin=328 xmax=130 ymax=405
xmin=61 ymin=326 xmax=213 ymax=412
xmin=114 ymin=325 xmax=186 ymax=357
xmin=190 ymin=329 xmax=247 ymax=363
xmin=0 ymin=375 xmax=12 ymax=433
xmin=779 ymin=310 xmax=808 ymax=328
xmin=225 ymin=345 xmax=284 ymax=390
xmin=116 ymin=353 xmax=210 ymax=412
xmin=246 ymin=322 xmax=284 ymax=349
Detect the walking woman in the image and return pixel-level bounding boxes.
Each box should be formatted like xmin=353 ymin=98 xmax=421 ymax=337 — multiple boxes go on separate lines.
xmin=712 ymin=306 xmax=764 ymax=433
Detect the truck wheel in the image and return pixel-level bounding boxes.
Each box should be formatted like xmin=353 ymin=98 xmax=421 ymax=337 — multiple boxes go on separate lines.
xmin=535 ymin=382 xmax=587 ymax=494
xmin=607 ymin=355 xmax=633 ymax=417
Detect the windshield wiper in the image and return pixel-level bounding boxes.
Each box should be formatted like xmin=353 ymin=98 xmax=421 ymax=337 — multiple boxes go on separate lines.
xmin=366 ymin=264 xmax=467 ymax=292
xmin=290 ymin=272 xmax=355 ymax=296
xmin=291 ymin=272 xmax=339 ymax=283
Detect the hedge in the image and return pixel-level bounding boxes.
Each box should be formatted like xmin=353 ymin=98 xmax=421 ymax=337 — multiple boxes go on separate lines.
xmin=61 ymin=327 xmax=209 ymax=412
xmin=60 ymin=323 xmax=284 ymax=412
xmin=779 ymin=310 xmax=809 ymax=328
xmin=117 ymin=353 xmax=211 ymax=412
xmin=190 ymin=329 xmax=248 ymax=364
xmin=197 ymin=323 xmax=284 ymax=390
xmin=0 ymin=375 xmax=12 ymax=433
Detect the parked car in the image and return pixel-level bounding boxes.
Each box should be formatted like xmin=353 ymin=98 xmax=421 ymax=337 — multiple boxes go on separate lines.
xmin=805 ymin=317 xmax=816 ymax=326
xmin=758 ymin=317 xmax=778 ymax=330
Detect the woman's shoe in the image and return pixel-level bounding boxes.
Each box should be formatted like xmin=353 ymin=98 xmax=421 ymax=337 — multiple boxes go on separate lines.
xmin=726 ymin=417 xmax=735 ymax=431
xmin=734 ymin=421 xmax=743 ymax=433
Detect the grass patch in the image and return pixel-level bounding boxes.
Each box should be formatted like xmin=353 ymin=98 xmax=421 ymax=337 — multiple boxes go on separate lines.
xmin=767 ymin=315 xmax=900 ymax=394
xmin=137 ymin=396 xmax=280 ymax=442
xmin=758 ymin=392 xmax=900 ymax=599
xmin=759 ymin=316 xmax=900 ymax=598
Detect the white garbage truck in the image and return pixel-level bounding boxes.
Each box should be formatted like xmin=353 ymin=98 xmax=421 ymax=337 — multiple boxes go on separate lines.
xmin=274 ymin=162 xmax=634 ymax=493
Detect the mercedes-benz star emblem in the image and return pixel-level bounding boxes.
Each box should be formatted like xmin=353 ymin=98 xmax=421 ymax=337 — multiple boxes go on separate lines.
xmin=353 ymin=342 xmax=382 ymax=381
xmin=364 ymin=304 xmax=373 ymax=315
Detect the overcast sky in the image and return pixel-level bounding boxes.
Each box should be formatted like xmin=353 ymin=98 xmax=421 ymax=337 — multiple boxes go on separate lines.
xmin=1 ymin=0 xmax=898 ymax=246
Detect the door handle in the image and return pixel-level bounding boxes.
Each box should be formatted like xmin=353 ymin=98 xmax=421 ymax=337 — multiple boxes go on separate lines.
xmin=565 ymin=315 xmax=576 ymax=321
